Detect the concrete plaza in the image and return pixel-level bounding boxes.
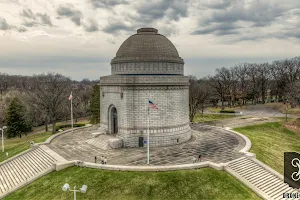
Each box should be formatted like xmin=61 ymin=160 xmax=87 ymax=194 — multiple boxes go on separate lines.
xmin=46 ymin=124 xmax=246 ymax=165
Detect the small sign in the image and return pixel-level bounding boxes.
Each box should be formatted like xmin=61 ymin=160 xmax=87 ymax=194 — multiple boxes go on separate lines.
xmin=284 ymin=152 xmax=300 ymax=189
xmin=144 ymin=140 xmax=147 ymax=144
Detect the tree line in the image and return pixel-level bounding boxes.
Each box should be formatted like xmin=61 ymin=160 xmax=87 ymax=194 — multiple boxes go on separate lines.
xmin=0 ymin=73 xmax=100 ymax=138
xmin=189 ymin=56 xmax=300 ymax=121
xmin=2 ymin=56 xmax=300 ymax=136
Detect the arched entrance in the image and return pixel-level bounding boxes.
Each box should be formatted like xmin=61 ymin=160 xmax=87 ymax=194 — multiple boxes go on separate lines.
xmin=110 ymin=107 xmax=118 ymax=134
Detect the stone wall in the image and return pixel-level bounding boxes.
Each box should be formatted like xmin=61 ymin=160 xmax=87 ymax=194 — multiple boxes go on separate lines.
xmin=100 ymin=84 xmax=191 ymax=147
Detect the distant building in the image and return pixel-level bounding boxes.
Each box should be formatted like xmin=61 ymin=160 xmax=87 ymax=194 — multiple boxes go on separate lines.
xmin=99 ymin=28 xmax=191 ymax=147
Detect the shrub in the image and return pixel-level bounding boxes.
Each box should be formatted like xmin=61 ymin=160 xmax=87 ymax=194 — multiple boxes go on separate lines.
xmin=55 ymin=123 xmax=86 ymax=131
xmin=220 ymin=110 xmax=235 ymax=113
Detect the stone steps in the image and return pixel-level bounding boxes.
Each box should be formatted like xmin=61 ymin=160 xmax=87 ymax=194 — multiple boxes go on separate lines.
xmin=0 ymin=147 xmax=57 ymax=198
xmin=86 ymin=135 xmax=113 ymax=150
xmin=225 ymin=157 xmax=300 ymax=200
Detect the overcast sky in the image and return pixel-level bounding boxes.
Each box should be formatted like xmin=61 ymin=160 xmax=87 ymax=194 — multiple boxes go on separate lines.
xmin=0 ymin=0 xmax=300 ymax=80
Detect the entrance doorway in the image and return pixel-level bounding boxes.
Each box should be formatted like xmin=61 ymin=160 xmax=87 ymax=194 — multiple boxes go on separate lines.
xmin=111 ymin=107 xmax=118 ymax=133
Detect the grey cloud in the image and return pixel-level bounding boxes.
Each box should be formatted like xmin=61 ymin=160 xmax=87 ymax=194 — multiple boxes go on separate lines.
xmin=18 ymin=26 xmax=27 ymax=32
xmin=0 ymin=17 xmax=10 ymax=30
xmin=84 ymin=19 xmax=99 ymax=32
xmin=136 ymin=0 xmax=188 ymax=23
xmin=102 ymin=0 xmax=188 ymax=34
xmin=0 ymin=17 xmax=28 ymax=32
xmin=192 ymin=23 xmax=240 ymax=36
xmin=22 ymin=21 xmax=38 ymax=27
xmin=90 ymin=0 xmax=128 ymax=8
xmin=193 ymin=1 xmax=300 ymax=41
xmin=57 ymin=4 xmax=83 ymax=26
xmin=36 ymin=13 xmax=52 ymax=26
xmin=20 ymin=9 xmax=52 ymax=27
xmin=103 ymin=22 xmax=134 ymax=33
xmin=106 ymin=37 xmax=116 ymax=44
xmin=202 ymin=0 xmax=232 ymax=10
xmin=21 ymin=9 xmax=36 ymax=19
xmin=201 ymin=1 xmax=286 ymax=27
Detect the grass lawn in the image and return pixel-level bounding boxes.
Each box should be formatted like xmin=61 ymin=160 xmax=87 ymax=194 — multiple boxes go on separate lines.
xmin=193 ymin=113 xmax=237 ymax=122
xmin=233 ymin=122 xmax=300 ymax=174
xmin=4 ymin=167 xmax=260 ymax=200
xmin=0 ymin=131 xmax=54 ymax=162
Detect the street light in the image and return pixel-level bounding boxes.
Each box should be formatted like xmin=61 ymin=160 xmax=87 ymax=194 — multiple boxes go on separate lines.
xmin=0 ymin=126 xmax=7 ymax=152
xmin=62 ymin=183 xmax=87 ymax=200
xmin=286 ymin=99 xmax=288 ymax=122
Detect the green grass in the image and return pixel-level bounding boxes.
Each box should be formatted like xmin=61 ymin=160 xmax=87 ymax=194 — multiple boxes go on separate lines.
xmin=193 ymin=113 xmax=237 ymax=122
xmin=4 ymin=167 xmax=260 ymax=200
xmin=233 ymin=122 xmax=300 ymax=174
xmin=0 ymin=119 xmax=90 ymax=163
xmin=0 ymin=132 xmax=53 ymax=162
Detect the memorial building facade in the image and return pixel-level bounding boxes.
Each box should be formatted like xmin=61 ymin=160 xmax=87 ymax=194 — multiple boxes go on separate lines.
xmin=100 ymin=28 xmax=191 ymax=148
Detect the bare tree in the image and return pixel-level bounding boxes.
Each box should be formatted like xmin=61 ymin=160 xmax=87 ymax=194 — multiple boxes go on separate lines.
xmin=189 ymin=76 xmax=211 ymax=121
xmin=257 ymin=63 xmax=270 ymax=104
xmin=198 ymin=78 xmax=212 ymax=115
xmin=209 ymin=67 xmax=231 ymax=109
xmin=246 ymin=64 xmax=260 ymax=104
xmin=286 ymin=80 xmax=300 ymax=107
xmin=234 ymin=63 xmax=248 ymax=105
xmin=27 ymin=73 xmax=72 ymax=134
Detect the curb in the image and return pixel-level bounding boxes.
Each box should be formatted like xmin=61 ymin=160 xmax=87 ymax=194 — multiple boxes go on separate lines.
xmin=55 ymin=160 xmax=225 ymax=172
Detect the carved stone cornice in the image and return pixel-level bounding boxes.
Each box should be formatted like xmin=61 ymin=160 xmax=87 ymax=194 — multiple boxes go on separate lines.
xmin=121 ymin=86 xmax=189 ymax=90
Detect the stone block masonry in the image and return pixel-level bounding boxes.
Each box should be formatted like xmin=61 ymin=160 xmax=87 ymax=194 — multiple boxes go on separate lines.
xmin=100 ymin=83 xmax=191 ymax=147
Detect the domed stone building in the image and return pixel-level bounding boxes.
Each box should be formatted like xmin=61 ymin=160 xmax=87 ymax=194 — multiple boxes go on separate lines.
xmin=99 ymin=28 xmax=191 ymax=148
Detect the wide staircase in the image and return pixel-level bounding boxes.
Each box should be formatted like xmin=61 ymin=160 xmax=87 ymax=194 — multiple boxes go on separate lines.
xmin=0 ymin=146 xmax=60 ymax=198
xmin=86 ymin=135 xmax=115 ymax=150
xmin=225 ymin=157 xmax=300 ymax=200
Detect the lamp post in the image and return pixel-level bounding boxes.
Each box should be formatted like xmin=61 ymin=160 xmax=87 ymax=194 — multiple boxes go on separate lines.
xmin=62 ymin=183 xmax=87 ymax=200
xmin=286 ymin=99 xmax=288 ymax=122
xmin=0 ymin=126 xmax=7 ymax=152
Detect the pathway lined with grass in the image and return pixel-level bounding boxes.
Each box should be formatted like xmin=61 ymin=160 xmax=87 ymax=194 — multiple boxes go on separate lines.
xmin=233 ymin=122 xmax=300 ymax=174
xmin=4 ymin=167 xmax=260 ymax=200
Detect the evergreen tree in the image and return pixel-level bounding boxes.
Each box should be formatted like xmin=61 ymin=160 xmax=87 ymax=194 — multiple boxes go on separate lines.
xmin=5 ymin=97 xmax=32 ymax=138
xmin=89 ymin=85 xmax=100 ymax=124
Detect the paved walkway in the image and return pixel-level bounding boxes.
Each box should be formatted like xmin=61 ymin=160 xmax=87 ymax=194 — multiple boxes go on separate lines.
xmin=225 ymin=157 xmax=300 ymax=200
xmin=46 ymin=124 xmax=246 ymax=165
xmin=209 ymin=116 xmax=278 ymax=128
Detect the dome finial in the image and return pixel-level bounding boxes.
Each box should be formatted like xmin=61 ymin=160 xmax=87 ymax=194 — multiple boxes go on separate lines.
xmin=137 ymin=28 xmax=158 ymax=33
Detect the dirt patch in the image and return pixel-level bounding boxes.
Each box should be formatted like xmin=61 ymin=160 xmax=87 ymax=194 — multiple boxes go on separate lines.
xmin=284 ymin=119 xmax=300 ymax=134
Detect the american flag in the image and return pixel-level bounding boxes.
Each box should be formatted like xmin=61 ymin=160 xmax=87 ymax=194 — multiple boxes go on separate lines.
xmin=148 ymin=100 xmax=158 ymax=110
xmin=68 ymin=92 xmax=73 ymax=100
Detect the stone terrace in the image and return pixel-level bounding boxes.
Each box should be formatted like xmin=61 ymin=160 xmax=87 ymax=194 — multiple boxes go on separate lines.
xmin=46 ymin=124 xmax=246 ymax=165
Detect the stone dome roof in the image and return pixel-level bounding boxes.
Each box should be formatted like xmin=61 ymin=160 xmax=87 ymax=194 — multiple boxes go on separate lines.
xmin=111 ymin=28 xmax=184 ymax=64
xmin=110 ymin=28 xmax=184 ymax=75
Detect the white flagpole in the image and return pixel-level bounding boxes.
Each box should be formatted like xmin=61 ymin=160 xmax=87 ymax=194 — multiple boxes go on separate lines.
xmin=71 ymin=92 xmax=73 ymax=132
xmin=147 ymin=106 xmax=150 ymax=165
